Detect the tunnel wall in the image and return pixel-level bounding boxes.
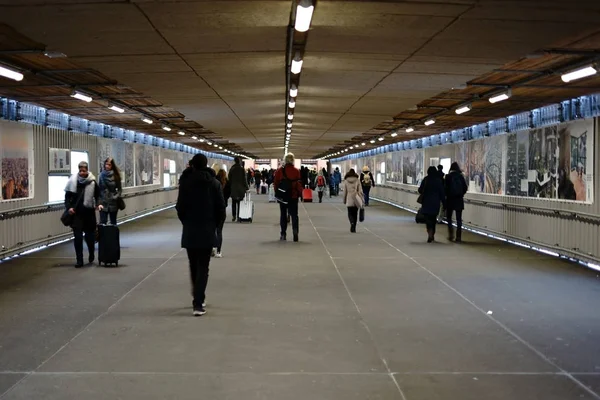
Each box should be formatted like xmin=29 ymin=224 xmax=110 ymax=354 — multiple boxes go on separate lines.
xmin=337 ymin=114 xmax=600 ymax=265
xmin=0 ymin=119 xmax=231 ymax=259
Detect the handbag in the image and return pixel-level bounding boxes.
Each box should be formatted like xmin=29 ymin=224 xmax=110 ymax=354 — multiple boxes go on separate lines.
xmin=117 ymin=197 xmax=126 ymax=211
xmin=359 ymin=207 xmax=365 ymax=222
xmin=415 ymin=208 xmax=426 ymax=224
xmin=416 ymin=177 xmax=427 ymax=204
xmin=60 ymin=189 xmax=85 ymax=227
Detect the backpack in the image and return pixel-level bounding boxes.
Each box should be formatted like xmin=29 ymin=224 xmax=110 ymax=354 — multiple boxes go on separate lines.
xmin=317 ymin=175 xmax=325 ymax=187
xmin=447 ymin=172 xmax=464 ymax=197
xmin=276 ymin=167 xmax=294 ymax=204
xmin=362 ymin=173 xmax=372 ymax=187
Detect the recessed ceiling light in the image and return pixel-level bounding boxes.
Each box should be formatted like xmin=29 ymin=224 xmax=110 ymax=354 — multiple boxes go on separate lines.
xmin=0 ymin=65 xmax=24 ymax=81
xmin=455 ymin=104 xmax=472 ymax=114
xmin=108 ymin=105 xmax=125 ymax=113
xmin=561 ymin=65 xmax=597 ymax=82
xmin=71 ymin=91 xmax=92 ymax=103
xmin=489 ymin=89 xmax=511 ymax=104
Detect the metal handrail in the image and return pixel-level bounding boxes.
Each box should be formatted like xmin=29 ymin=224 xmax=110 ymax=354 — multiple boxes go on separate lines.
xmin=375 ymin=183 xmax=600 ymax=223
xmin=0 ymin=187 xmax=176 ymax=221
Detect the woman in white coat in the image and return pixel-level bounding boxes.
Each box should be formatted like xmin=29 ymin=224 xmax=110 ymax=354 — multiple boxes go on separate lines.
xmin=343 ymin=169 xmax=364 ymax=233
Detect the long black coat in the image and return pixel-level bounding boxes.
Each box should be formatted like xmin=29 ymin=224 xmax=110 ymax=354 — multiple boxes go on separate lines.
xmin=65 ymin=180 xmax=99 ymax=232
xmin=176 ymin=167 xmax=226 ymax=249
xmin=228 ymin=163 xmax=248 ymax=200
xmin=444 ymin=170 xmax=468 ymax=210
xmin=418 ymin=175 xmax=446 ymax=216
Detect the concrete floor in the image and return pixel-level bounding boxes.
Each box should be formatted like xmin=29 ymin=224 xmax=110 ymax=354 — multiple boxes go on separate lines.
xmin=1 ymin=194 xmax=600 ymax=399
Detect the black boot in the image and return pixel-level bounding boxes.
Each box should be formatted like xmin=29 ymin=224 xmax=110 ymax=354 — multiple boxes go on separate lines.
xmin=448 ymin=227 xmax=455 ymax=242
xmin=350 ymin=223 xmax=356 ymax=233
xmin=293 ymin=230 xmax=299 ymax=242
xmin=75 ymin=257 xmax=83 ymax=268
xmin=455 ymin=229 xmax=462 ymax=243
xmin=427 ymin=229 xmax=434 ymax=243
xmin=89 ymin=253 xmax=95 ymax=264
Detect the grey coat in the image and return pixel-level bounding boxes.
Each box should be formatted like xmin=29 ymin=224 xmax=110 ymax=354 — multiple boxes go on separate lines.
xmin=228 ymin=163 xmax=248 ymax=200
xmin=98 ymin=171 xmax=122 ymax=213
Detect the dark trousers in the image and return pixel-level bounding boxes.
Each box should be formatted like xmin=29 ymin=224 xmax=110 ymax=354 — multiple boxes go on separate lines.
xmin=231 ymin=199 xmax=241 ymax=220
xmin=318 ymin=188 xmax=324 ymax=202
xmin=363 ymin=186 xmax=371 ymax=205
xmin=99 ymin=211 xmax=117 ymax=225
xmin=215 ymin=218 xmax=225 ymax=252
xmin=446 ymin=208 xmax=463 ymax=239
xmin=425 ymin=214 xmax=437 ymax=235
xmin=186 ymin=248 xmax=212 ymax=308
xmin=347 ymin=206 xmax=358 ymax=225
xmin=73 ymin=228 xmax=95 ymax=263
xmin=279 ymin=199 xmax=299 ymax=235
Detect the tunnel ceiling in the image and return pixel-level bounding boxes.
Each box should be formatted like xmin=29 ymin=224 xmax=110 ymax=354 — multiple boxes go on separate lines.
xmin=0 ymin=0 xmax=600 ymax=159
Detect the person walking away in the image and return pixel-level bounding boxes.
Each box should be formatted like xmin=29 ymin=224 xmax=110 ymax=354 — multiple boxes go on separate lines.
xmin=445 ymin=162 xmax=468 ymax=242
xmin=99 ymin=157 xmax=123 ymax=225
xmin=360 ymin=166 xmax=375 ymax=206
xmin=228 ymin=157 xmax=248 ymax=222
xmin=213 ymin=168 xmax=229 ymax=257
xmin=65 ymin=161 xmax=100 ymax=268
xmin=343 ymin=169 xmax=364 ymax=233
xmin=274 ymin=153 xmax=303 ymax=242
xmin=176 ymin=154 xmax=225 ymax=316
xmin=437 ymin=165 xmax=446 ymax=223
xmin=418 ymin=166 xmax=446 ymax=243
xmin=255 ymin=171 xmax=262 ymax=194
xmin=316 ymin=171 xmax=326 ymax=203
xmin=333 ymin=168 xmax=342 ymax=196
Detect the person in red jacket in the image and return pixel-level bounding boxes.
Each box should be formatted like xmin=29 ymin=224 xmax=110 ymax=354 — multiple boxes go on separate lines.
xmin=274 ymin=153 xmax=303 ymax=242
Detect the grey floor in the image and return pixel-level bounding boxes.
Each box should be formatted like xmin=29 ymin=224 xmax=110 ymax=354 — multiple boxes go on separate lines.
xmin=1 ymin=194 xmax=600 ymax=399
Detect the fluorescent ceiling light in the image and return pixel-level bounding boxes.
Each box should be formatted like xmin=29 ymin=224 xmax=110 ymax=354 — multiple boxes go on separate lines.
xmin=142 ymin=117 xmax=153 ymax=124
xmin=561 ymin=65 xmax=597 ymax=82
xmin=108 ymin=105 xmax=125 ymax=113
xmin=287 ymin=123 xmax=292 ymax=128
xmin=191 ymin=136 xmax=198 ymax=140
xmin=378 ymin=137 xmax=384 ymax=141
xmin=489 ymin=89 xmax=511 ymax=104
xmin=286 ymin=129 xmax=291 ymax=133
xmin=289 ymin=100 xmax=296 ymax=108
xmin=199 ymin=138 xmax=205 ymax=142
xmin=424 ymin=119 xmax=435 ymax=126
xmin=178 ymin=131 xmax=185 ymax=136
xmin=290 ymin=85 xmax=298 ymax=97
xmin=291 ymin=54 xmax=303 ymax=74
xmin=43 ymin=51 xmax=67 ymax=59
xmin=162 ymin=126 xmax=172 ymax=132
xmin=0 ymin=65 xmax=24 ymax=81
xmin=219 ymin=146 xmax=223 ymax=149
xmin=406 ymin=127 xmax=414 ymax=133
xmin=391 ymin=132 xmax=398 ymax=137
xmin=361 ymin=142 xmax=366 ymax=146
xmin=71 ymin=91 xmax=92 ymax=103
xmin=295 ymin=1 xmax=314 ymax=32
xmin=455 ymin=104 xmax=472 ymax=114
xmin=288 ymin=114 xmax=294 ymax=120
xmin=370 ymin=139 xmax=376 ymax=144
xmin=213 ymin=144 xmax=219 ymax=147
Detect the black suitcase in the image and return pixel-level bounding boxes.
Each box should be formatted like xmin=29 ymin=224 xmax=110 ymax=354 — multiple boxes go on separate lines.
xmin=98 ymin=224 xmax=120 ymax=267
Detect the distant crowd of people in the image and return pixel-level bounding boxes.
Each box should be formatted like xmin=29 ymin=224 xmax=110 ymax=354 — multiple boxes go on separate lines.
xmin=62 ymin=152 xmax=468 ymax=317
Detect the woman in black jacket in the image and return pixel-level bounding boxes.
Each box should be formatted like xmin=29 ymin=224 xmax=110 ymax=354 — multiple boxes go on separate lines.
xmin=98 ymin=157 xmax=123 ymax=225
xmin=418 ymin=166 xmax=446 ymax=243
xmin=65 ymin=161 xmax=100 ymax=267
xmin=445 ymin=162 xmax=468 ymax=242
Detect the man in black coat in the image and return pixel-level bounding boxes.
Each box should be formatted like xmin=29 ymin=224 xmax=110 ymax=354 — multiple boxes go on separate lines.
xmin=176 ymin=153 xmax=226 ymax=316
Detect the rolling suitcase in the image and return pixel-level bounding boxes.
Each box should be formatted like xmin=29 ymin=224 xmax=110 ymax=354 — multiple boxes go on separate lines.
xmin=238 ymin=192 xmax=254 ymax=223
xmin=261 ymin=184 xmax=267 ymax=194
xmin=268 ymin=185 xmax=277 ymax=203
xmin=302 ymin=186 xmax=313 ymax=203
xmin=97 ymin=224 xmax=120 ymax=267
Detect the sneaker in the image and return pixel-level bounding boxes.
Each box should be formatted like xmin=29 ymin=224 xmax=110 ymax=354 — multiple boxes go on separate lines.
xmin=215 ymin=252 xmax=222 ymax=258
xmin=193 ymin=308 xmax=207 ymax=317
xmin=211 ymin=248 xmax=217 ymax=257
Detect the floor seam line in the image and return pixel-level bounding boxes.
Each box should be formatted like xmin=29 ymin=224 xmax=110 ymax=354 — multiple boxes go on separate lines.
xmin=363 ymin=226 xmax=600 ymax=400
xmin=301 ymin=202 xmax=409 ymax=400
xmin=0 ymin=249 xmax=183 ymax=400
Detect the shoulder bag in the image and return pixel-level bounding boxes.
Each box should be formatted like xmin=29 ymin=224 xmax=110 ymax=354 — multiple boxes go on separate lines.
xmin=61 ymin=189 xmax=85 ymax=227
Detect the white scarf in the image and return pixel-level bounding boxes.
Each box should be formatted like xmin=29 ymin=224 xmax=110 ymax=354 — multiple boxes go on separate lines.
xmin=65 ymin=172 xmax=97 ymax=208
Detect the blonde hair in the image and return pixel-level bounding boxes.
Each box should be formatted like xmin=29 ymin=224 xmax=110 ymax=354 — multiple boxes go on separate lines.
xmin=284 ymin=153 xmax=295 ymax=166
xmin=211 ymin=163 xmax=221 ymax=174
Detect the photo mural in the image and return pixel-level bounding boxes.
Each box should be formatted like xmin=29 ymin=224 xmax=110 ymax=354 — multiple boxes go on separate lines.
xmin=0 ymin=122 xmax=33 ymax=201
xmin=134 ymin=144 xmax=160 ymax=186
xmin=340 ymin=118 xmax=594 ymax=203
xmin=98 ymin=138 xmax=134 ymax=187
